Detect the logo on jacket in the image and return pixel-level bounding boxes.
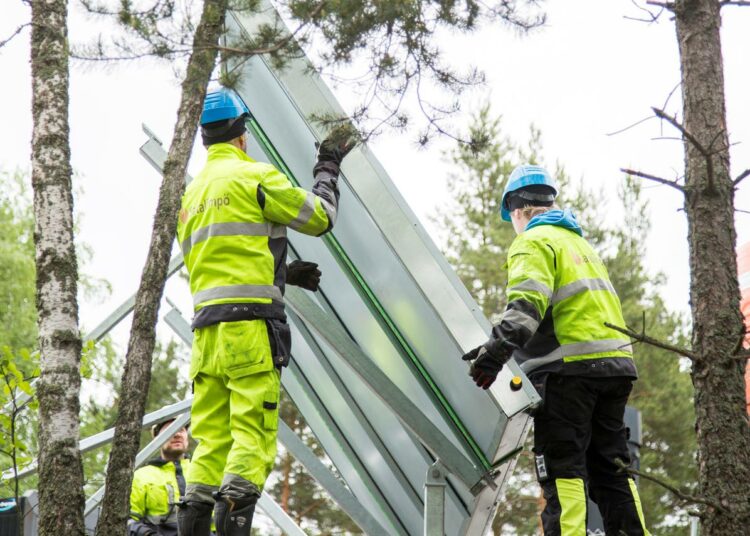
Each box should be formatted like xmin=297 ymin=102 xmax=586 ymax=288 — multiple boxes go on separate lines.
xmin=180 ymin=196 xmax=231 ymax=223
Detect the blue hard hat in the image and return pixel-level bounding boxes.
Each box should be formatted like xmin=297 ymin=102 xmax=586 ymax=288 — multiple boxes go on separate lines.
xmin=500 ymin=165 xmax=558 ymax=221
xmin=200 ymin=87 xmax=249 ymax=125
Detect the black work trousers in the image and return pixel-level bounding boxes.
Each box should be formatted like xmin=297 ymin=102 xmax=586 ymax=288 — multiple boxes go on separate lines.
xmin=532 ymin=374 xmax=648 ymax=536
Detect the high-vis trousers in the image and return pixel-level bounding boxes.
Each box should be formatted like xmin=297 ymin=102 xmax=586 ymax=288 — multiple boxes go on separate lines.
xmin=185 ymin=319 xmax=281 ymax=501
xmin=532 ymin=375 xmax=650 ymax=536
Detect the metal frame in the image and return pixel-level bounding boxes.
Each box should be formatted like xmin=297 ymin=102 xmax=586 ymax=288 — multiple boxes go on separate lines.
xmin=424 ymin=462 xmax=447 ymax=536
xmin=138 ymin=20 xmax=542 ymax=524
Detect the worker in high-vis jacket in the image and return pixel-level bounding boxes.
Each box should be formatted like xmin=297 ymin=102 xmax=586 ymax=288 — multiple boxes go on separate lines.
xmin=175 ymin=87 xmax=354 ymax=536
xmin=461 ymin=165 xmax=650 ymax=536
xmin=129 ymin=420 xmax=192 ymax=536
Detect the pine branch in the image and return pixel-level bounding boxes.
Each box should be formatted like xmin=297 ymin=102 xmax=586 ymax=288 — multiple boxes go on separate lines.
xmin=604 ymin=322 xmax=696 ymax=359
xmin=620 ymin=168 xmax=685 ymax=192
xmin=615 ymin=458 xmax=726 ymax=513
xmin=734 ymin=169 xmax=750 ymax=187
xmin=216 ymin=0 xmax=325 ymax=58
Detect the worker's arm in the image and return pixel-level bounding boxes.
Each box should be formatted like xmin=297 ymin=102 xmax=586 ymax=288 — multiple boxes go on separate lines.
xmin=462 ymin=236 xmax=555 ymax=389
xmin=258 ymin=165 xmax=340 ymax=236
xmin=493 ymin=236 xmax=555 ymax=349
xmin=259 ymin=133 xmax=354 ymax=236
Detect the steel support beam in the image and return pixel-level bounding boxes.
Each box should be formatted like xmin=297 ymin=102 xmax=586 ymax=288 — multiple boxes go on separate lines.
xmin=2 ymin=398 xmax=193 ymax=482
xmin=284 ymin=286 xmax=490 ymax=492
xmin=256 ymin=493 xmax=308 ymax=536
xmin=278 ymin=419 xmax=390 ymax=535
xmin=424 ymin=461 xmax=447 ymax=536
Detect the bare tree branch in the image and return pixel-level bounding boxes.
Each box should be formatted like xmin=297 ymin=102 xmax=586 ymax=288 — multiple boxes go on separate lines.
xmin=737 ymin=208 xmax=750 ymax=216
xmin=721 ymin=1 xmax=750 ymax=6
xmin=652 ymin=107 xmax=718 ymax=192
xmin=614 ymin=459 xmax=727 ymax=513
xmin=621 ymin=167 xmax=685 ymax=192
xmin=605 ymin=115 xmax=654 ymax=136
xmin=605 ymin=321 xmax=696 ymax=359
xmin=652 ymin=107 xmax=707 ymax=154
xmin=0 ymin=23 xmax=31 ymax=48
xmin=646 ymin=1 xmax=674 ymax=9
xmin=661 ymin=80 xmax=682 ymax=111
xmin=734 ymin=169 xmax=750 ymax=187
xmin=624 ymin=0 xmax=667 ymax=22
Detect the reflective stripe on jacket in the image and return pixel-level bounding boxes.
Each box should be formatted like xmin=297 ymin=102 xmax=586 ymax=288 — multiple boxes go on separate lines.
xmin=129 ymin=458 xmax=190 ymax=526
xmin=177 ymin=143 xmax=339 ymax=328
xmin=495 ymin=223 xmax=636 ymax=378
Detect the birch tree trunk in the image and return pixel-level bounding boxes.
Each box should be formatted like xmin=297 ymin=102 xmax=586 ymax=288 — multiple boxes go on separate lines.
xmin=673 ymin=0 xmax=750 ymax=531
xmin=94 ymin=0 xmax=229 ymax=533
xmin=30 ymin=0 xmax=86 ymax=534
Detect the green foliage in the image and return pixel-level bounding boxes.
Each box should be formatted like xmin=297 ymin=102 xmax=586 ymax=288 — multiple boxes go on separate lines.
xmin=0 ymin=170 xmax=36 ymax=356
xmin=0 ymin=348 xmax=39 ymax=502
xmin=0 ymin=170 xmax=39 ymax=503
xmin=435 ymin=108 xmax=696 ymax=534
xmin=265 ymin=389 xmax=359 ymax=535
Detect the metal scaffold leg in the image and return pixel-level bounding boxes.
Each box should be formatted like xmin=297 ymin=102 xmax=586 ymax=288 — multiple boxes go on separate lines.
xmin=424 ymin=461 xmax=447 ymax=536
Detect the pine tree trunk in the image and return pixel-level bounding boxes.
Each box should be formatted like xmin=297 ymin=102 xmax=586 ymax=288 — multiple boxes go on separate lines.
xmin=30 ymin=0 xmax=86 ymax=533
xmin=94 ymin=1 xmax=229 ymax=533
xmin=673 ymin=0 xmax=750 ymax=531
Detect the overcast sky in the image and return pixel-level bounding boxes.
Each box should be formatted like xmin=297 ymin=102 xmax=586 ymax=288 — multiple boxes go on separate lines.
xmin=2 ymin=0 xmax=749 ymax=336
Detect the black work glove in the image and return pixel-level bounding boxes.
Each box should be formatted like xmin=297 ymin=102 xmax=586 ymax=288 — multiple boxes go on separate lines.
xmin=313 ymin=129 xmax=357 ymax=175
xmin=461 ymin=339 xmax=512 ymax=390
xmin=286 ymin=260 xmax=322 ymax=291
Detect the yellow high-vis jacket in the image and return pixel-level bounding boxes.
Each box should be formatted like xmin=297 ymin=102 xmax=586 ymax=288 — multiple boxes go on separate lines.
xmin=494 ymin=214 xmax=636 ymax=378
xmin=176 ymin=143 xmax=339 ymax=342
xmin=129 ymin=458 xmax=190 ymax=534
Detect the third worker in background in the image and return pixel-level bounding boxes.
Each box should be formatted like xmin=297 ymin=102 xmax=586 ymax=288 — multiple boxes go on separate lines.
xmin=175 ymin=87 xmax=354 ymax=536
xmin=129 ymin=419 xmax=201 ymax=536
xmin=461 ymin=165 xmax=650 ymax=535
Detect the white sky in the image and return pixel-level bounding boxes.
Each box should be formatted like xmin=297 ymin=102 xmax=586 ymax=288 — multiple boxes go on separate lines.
xmin=1 ymin=0 xmax=749 ymax=337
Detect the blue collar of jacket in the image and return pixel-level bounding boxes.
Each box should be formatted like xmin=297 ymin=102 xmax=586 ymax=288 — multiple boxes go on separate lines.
xmin=206 ymin=143 xmax=256 ymax=163
xmin=525 ymin=208 xmax=583 ymax=236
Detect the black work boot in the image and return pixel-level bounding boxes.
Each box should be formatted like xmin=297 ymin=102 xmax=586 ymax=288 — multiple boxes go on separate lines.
xmin=176 ymin=500 xmax=213 ymax=536
xmin=213 ymin=491 xmax=259 ymax=536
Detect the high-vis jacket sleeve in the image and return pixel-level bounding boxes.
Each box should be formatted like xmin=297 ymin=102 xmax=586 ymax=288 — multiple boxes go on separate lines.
xmin=491 ymin=237 xmax=556 ymax=350
xmin=259 ymin=166 xmax=339 ymax=236
xmin=129 ymin=473 xmax=147 ymax=520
